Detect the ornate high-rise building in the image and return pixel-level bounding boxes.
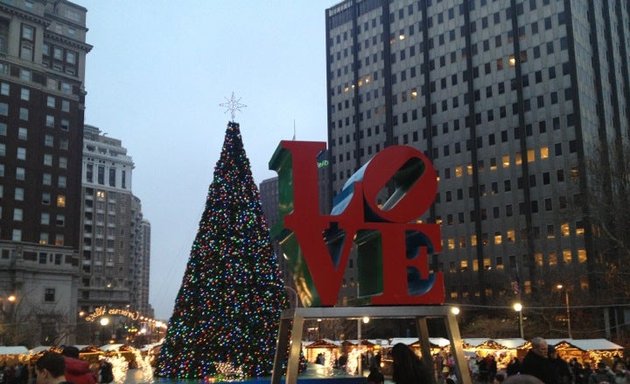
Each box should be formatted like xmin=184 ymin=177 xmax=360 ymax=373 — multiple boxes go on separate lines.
xmin=0 ymin=0 xmax=91 ymax=345
xmin=79 ymin=125 xmax=152 ymax=320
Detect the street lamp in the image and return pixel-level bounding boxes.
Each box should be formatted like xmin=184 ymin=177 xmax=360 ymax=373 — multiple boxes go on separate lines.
xmin=556 ymin=284 xmax=572 ymax=338
xmin=1 ymin=293 xmax=18 ymax=345
xmin=451 ymin=307 xmax=461 ymax=316
xmin=100 ymin=317 xmax=111 ymax=344
xmin=513 ymin=302 xmax=524 ymax=339
xmin=357 ymin=316 xmax=369 ymax=376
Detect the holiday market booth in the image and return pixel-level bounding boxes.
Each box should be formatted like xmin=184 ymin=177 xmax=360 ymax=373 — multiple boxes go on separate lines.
xmin=462 ymin=338 xmax=529 ymax=368
xmin=76 ymin=345 xmax=104 ymax=364
xmin=341 ymin=339 xmax=389 ymax=357
xmin=379 ymin=337 xmax=452 ymax=376
xmin=550 ymin=339 xmax=624 ymax=365
xmin=0 ymin=346 xmax=28 ymax=365
xmin=304 ymin=339 xmax=342 ymax=364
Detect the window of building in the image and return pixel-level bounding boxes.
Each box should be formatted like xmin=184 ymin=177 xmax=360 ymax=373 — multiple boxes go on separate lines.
xmin=12 ymin=229 xmax=22 ymax=241
xmin=39 ymin=233 xmax=48 ymax=245
xmin=14 ymin=187 xmax=23 ymax=201
xmin=13 ymin=208 xmax=22 ymax=221
xmin=19 ymin=108 xmax=28 ymax=121
xmin=0 ymin=102 xmax=8 ymax=116
xmin=43 ymin=154 xmax=52 ymax=166
xmin=55 ymin=234 xmax=64 ymax=246
xmin=44 ymin=288 xmax=55 ymax=302
xmin=41 ymin=213 xmax=50 ymax=225
xmin=42 ymin=192 xmax=51 ymax=205
xmin=540 ymin=147 xmax=549 ymax=159
xmin=563 ymin=250 xmax=572 ymax=264
xmin=577 ymin=249 xmax=586 ymax=263
xmin=59 ymin=157 xmax=67 ymax=169
xmin=109 ymin=168 xmax=116 ymax=187
xmin=20 ymin=88 xmax=29 ymax=101
xmin=17 ymin=127 xmax=27 ymax=140
xmin=58 ymin=176 xmax=66 ymax=188
xmin=56 ymin=195 xmax=66 ymax=207
xmin=56 ymin=214 xmax=65 ymax=226
xmin=20 ymin=69 xmax=31 ymax=81
xmin=17 ymin=147 xmax=26 ymax=160
xmin=44 ymin=135 xmax=53 ymax=147
xmin=16 ymin=167 xmax=25 ymax=180
xmin=46 ymin=115 xmax=55 ymax=127
xmin=97 ymin=166 xmax=105 ymax=184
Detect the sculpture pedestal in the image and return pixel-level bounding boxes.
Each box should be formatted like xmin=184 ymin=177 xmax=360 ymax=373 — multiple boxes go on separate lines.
xmin=271 ymin=306 xmax=472 ymax=384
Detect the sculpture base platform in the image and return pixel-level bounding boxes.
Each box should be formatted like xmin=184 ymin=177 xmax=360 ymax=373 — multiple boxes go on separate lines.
xmin=270 ymin=306 xmax=472 ymax=384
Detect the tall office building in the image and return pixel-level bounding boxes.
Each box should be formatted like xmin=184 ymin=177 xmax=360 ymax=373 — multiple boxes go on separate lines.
xmin=0 ymin=0 xmax=90 ymax=345
xmin=325 ymin=0 xmax=630 ymax=310
xmin=79 ymin=125 xmax=152 ymax=321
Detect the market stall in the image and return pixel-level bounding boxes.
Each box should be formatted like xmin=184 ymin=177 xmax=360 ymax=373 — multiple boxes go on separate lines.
xmin=0 ymin=346 xmax=29 ymax=365
xmin=304 ymin=338 xmax=341 ymax=364
xmin=552 ymin=339 xmax=624 ymax=366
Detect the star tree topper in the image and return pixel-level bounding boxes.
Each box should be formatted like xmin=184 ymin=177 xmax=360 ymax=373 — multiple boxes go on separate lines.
xmin=220 ymin=92 xmax=247 ymax=122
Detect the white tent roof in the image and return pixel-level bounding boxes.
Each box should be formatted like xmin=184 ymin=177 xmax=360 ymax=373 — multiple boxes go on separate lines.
xmin=100 ymin=343 xmax=125 ymax=352
xmin=463 ymin=338 xmax=491 ymax=347
xmin=492 ymin=338 xmax=528 ymax=349
xmin=547 ymin=338 xmax=570 ymax=346
xmin=387 ymin=337 xmax=451 ymax=348
xmin=73 ymin=345 xmax=91 ymax=351
xmin=430 ymin=337 xmax=452 ymax=347
xmin=367 ymin=339 xmax=390 ymax=347
xmin=563 ymin=339 xmax=623 ymax=351
xmin=28 ymin=346 xmax=51 ymax=354
xmin=139 ymin=342 xmax=162 ymax=352
xmin=389 ymin=337 xmax=420 ymax=346
xmin=0 ymin=346 xmax=28 ymax=355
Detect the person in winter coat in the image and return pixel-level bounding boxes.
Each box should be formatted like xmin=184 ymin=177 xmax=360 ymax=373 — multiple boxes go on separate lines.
xmin=391 ymin=343 xmax=433 ymax=384
xmin=590 ymin=362 xmax=615 ymax=384
xmin=35 ymin=352 xmax=71 ymax=384
xmin=61 ymin=347 xmax=96 ymax=384
xmin=548 ymin=346 xmax=572 ymax=384
xmin=520 ymin=337 xmax=555 ymax=384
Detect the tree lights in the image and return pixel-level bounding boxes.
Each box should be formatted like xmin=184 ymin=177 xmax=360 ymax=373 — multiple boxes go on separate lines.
xmin=156 ymin=122 xmax=288 ymax=379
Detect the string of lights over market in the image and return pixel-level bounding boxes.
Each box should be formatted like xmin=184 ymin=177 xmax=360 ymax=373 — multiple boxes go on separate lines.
xmin=79 ymin=306 xmax=167 ymax=329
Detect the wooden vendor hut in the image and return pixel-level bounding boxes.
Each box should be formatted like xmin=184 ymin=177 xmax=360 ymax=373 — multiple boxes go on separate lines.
xmin=553 ymin=339 xmax=624 ymax=366
xmin=304 ymin=338 xmax=341 ymax=364
xmin=0 ymin=346 xmax=28 ymax=365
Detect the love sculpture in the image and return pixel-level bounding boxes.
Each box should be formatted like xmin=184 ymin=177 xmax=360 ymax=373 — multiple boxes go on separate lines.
xmin=269 ymin=141 xmax=470 ymax=384
xmin=270 ymin=141 xmax=443 ymax=306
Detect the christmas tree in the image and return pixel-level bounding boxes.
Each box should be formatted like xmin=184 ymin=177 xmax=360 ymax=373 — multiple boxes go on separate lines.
xmin=156 ymin=121 xmax=288 ymax=379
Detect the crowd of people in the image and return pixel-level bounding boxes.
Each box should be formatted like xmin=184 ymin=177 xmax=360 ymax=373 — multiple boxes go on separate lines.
xmin=514 ymin=337 xmax=629 ymax=384
xmin=386 ymin=338 xmax=629 ymax=384
xmin=0 ymin=347 xmax=113 ymax=384
xmin=452 ymin=337 xmax=629 ymax=384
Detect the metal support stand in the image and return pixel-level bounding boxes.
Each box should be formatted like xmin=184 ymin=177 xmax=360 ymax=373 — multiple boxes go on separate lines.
xmin=271 ymin=306 xmax=471 ymax=384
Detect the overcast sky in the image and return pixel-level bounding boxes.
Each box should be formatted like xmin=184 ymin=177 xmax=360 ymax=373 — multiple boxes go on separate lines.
xmin=80 ymin=1 xmax=339 ymax=319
